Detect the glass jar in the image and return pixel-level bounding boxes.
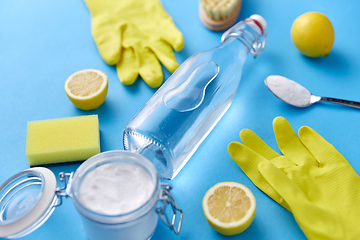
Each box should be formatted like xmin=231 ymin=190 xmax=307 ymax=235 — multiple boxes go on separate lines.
xmin=71 ymin=150 xmax=178 ymax=240
xmin=0 ymin=168 xmax=58 ymax=239
xmin=0 ymin=150 xmax=183 ymax=239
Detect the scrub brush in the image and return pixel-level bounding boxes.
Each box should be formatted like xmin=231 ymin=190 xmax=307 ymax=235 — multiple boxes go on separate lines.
xmin=199 ymin=0 xmax=242 ymax=31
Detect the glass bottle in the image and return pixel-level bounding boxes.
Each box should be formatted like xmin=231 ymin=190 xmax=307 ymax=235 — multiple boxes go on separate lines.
xmin=123 ymin=14 xmax=267 ymax=180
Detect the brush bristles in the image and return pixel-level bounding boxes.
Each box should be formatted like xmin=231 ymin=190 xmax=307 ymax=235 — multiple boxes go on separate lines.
xmin=201 ymin=0 xmax=239 ymax=20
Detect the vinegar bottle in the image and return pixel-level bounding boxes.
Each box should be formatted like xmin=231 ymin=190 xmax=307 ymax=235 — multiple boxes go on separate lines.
xmin=123 ymin=14 xmax=267 ymax=180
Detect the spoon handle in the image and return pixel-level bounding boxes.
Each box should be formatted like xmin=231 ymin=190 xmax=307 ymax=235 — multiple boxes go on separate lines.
xmin=320 ymin=97 xmax=360 ymax=109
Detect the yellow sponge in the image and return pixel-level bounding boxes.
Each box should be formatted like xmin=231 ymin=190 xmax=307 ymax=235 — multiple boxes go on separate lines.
xmin=26 ymin=115 xmax=100 ymax=166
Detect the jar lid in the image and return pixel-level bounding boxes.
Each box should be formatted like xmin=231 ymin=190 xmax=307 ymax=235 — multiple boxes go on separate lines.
xmin=0 ymin=167 xmax=57 ymax=238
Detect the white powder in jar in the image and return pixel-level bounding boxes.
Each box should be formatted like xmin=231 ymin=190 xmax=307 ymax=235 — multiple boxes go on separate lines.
xmin=265 ymin=75 xmax=312 ymax=107
xmin=79 ymin=162 xmax=155 ymax=215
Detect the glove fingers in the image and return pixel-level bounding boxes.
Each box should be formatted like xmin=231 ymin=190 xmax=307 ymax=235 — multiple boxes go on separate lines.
xmin=150 ymin=42 xmax=180 ymax=73
xmin=299 ymin=126 xmax=347 ymax=166
xmin=228 ymin=142 xmax=290 ymax=210
xmin=150 ymin=0 xmax=184 ymax=51
xmin=160 ymin=29 xmax=184 ymax=52
xmin=146 ymin=1 xmax=184 ymax=51
xmin=92 ymin=18 xmax=123 ymax=65
xmin=116 ymin=47 xmax=139 ymax=85
xmin=259 ymin=161 xmax=308 ymax=207
xmin=131 ymin=0 xmax=184 ymax=51
xmin=259 ymin=161 xmax=346 ymax=240
xmin=273 ymin=117 xmax=318 ymax=167
xmin=269 ymin=156 xmax=296 ymax=169
xmin=137 ymin=47 xmax=163 ymax=88
xmin=240 ymin=129 xmax=281 ymax=160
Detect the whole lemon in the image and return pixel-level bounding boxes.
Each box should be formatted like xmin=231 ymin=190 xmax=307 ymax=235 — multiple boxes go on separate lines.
xmin=291 ymin=12 xmax=335 ymax=57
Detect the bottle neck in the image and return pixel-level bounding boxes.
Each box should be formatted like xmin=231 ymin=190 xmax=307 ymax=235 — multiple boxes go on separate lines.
xmin=221 ymin=19 xmax=267 ymax=58
xmin=219 ymin=37 xmax=250 ymax=59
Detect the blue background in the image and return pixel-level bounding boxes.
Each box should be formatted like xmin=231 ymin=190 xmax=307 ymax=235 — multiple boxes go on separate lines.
xmin=0 ymin=0 xmax=359 ymax=239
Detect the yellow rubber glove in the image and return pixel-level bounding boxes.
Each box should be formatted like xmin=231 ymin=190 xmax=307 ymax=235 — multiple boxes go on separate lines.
xmin=228 ymin=117 xmax=360 ymax=239
xmin=258 ymin=161 xmax=346 ymax=240
xmin=84 ymin=0 xmax=184 ymax=88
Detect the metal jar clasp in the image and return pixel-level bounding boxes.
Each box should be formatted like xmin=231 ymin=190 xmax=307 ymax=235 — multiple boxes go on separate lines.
xmin=54 ymin=172 xmax=73 ymax=207
xmin=156 ymin=183 xmax=183 ymax=235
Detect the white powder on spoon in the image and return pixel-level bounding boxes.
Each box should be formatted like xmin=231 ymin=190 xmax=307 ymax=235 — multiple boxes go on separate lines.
xmin=265 ymin=75 xmax=312 ymax=107
xmin=79 ymin=162 xmax=155 ymax=215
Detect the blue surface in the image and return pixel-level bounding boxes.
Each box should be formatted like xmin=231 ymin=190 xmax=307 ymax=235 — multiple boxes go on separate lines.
xmin=1 ymin=0 xmax=360 ymax=239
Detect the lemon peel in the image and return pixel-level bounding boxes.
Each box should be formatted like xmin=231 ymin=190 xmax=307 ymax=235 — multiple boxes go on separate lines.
xmin=291 ymin=12 xmax=335 ymax=57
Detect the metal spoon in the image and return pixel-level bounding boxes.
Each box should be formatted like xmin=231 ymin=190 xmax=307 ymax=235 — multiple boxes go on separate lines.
xmin=264 ymin=75 xmax=360 ymax=109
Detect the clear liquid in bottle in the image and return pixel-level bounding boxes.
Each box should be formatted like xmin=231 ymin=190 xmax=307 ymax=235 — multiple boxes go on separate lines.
xmin=124 ymin=14 xmax=267 ymax=179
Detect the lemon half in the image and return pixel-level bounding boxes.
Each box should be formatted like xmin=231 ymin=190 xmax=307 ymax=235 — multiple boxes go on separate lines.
xmin=291 ymin=12 xmax=335 ymax=57
xmin=202 ymin=182 xmax=256 ymax=236
xmin=65 ymin=69 xmax=108 ymax=110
